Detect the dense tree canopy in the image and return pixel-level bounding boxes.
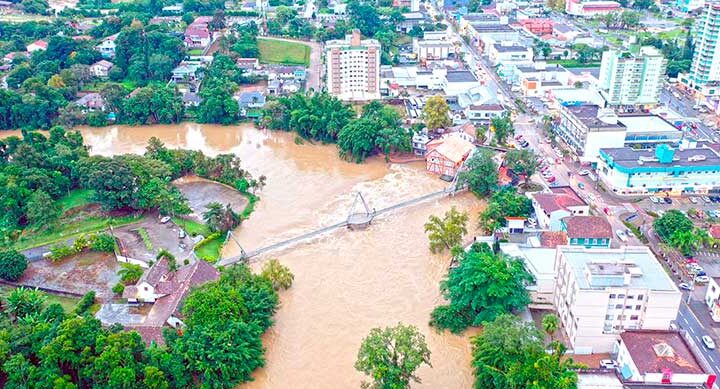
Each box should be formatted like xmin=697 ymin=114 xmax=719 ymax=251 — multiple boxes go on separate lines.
xmin=337 ymin=101 xmax=411 ymax=162
xmin=653 ymin=209 xmax=693 ymax=241
xmin=430 ymin=246 xmax=533 ymax=333
xmin=459 ymin=150 xmax=498 ymax=197
xmin=478 ymin=188 xmax=532 ymax=233
xmin=424 ymin=206 xmax=469 ymax=254
xmin=0 ymin=250 xmax=28 ymax=281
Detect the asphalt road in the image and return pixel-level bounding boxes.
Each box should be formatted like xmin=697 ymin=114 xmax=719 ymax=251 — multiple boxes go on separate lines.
xmin=677 ymin=302 xmax=720 ymax=376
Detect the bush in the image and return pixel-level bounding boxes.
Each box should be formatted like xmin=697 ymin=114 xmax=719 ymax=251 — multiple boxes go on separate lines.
xmin=73 ymin=235 xmax=90 ymax=253
xmin=0 ymin=250 xmax=28 ymax=281
xmin=90 ymin=233 xmax=116 ymax=253
xmin=86 ymin=111 xmax=108 ymax=127
xmin=49 ymin=244 xmax=77 ymax=262
xmin=429 ymin=305 xmax=471 ymax=334
xmin=74 ymin=291 xmax=96 ymax=316
xmin=112 ymin=283 xmax=125 ymax=295
xmin=193 ymin=232 xmax=223 ymax=250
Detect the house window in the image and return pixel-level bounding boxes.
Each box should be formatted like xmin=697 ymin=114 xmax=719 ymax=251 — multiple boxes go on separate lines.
xmin=618 ymin=294 xmax=625 ymax=299
xmin=627 ymin=295 xmax=634 ymax=300
xmin=144 ymin=287 xmax=148 ymax=291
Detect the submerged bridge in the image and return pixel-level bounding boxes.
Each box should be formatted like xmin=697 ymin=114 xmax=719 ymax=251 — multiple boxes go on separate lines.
xmin=216 ymin=185 xmax=463 ymax=267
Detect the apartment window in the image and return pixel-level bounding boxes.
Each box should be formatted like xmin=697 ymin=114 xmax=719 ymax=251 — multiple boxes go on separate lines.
xmin=637 ymin=294 xmax=644 ymax=301
xmin=630 ymin=315 xmax=639 ymax=320
xmin=635 ymin=305 xmax=642 ymax=310
xmin=627 ymin=295 xmax=634 ymax=300
xmin=605 ymin=315 xmax=613 ymax=320
xmin=617 ymin=315 xmax=625 ymax=320
xmin=618 ymin=294 xmax=625 ymax=299
xmin=609 ymin=294 xmax=616 ymax=299
xmin=625 ymin=305 xmax=632 ymax=309
xmin=615 ymin=304 xmax=623 ymax=309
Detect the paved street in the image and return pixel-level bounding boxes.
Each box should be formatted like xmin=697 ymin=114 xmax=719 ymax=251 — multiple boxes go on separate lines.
xmin=677 ymin=302 xmax=720 ymax=376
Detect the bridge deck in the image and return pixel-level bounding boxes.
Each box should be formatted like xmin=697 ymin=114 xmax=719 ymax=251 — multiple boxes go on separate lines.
xmin=217 ymin=188 xmax=459 ymax=267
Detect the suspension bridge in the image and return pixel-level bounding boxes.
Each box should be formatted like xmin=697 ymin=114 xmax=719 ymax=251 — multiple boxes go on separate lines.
xmin=216 ymin=180 xmax=465 ymax=267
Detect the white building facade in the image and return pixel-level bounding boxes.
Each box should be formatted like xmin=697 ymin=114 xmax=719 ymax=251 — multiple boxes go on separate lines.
xmin=705 ymin=277 xmax=720 ymax=322
xmin=326 ymin=30 xmax=381 ymax=101
xmin=553 ymin=246 xmax=681 ymax=354
xmin=598 ymin=46 xmax=667 ymax=108
xmin=681 ymin=3 xmax=720 ymax=91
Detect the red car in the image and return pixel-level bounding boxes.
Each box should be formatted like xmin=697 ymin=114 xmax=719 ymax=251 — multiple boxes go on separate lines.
xmin=547 ymin=176 xmax=556 ymax=183
xmin=515 ymin=134 xmax=524 ymax=141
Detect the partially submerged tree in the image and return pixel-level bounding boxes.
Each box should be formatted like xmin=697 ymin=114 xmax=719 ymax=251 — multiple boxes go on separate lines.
xmin=260 ymin=259 xmax=294 ymax=291
xmin=424 ymin=206 xmax=469 ymax=254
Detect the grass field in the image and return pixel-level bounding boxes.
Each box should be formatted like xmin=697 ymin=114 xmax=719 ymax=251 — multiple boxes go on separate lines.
xmin=188 ymin=48 xmax=204 ymax=55
xmin=13 ymin=215 xmax=143 ymax=251
xmin=57 ymin=189 xmax=96 ymax=213
xmin=258 ymin=38 xmax=310 ymax=66
xmin=194 ymin=235 xmax=224 ymax=262
xmin=172 ymin=217 xmax=211 ymax=237
xmin=0 ymin=286 xmax=80 ymax=313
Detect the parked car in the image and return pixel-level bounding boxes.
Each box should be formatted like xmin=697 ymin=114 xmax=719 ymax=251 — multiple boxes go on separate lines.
xmin=578 ymin=182 xmax=585 ymax=190
xmin=695 ymin=275 xmax=710 ymax=283
xmin=625 ymin=214 xmax=638 ymax=222
xmin=690 ymin=197 xmax=699 ymax=204
xmin=603 ymin=207 xmax=612 ymax=216
xmin=178 ymin=229 xmax=186 ymax=239
xmin=578 ymin=169 xmax=590 ymax=176
xmin=702 ymin=196 xmax=712 ymax=203
xmin=547 ymin=176 xmax=556 ymax=183
xmin=678 ymin=282 xmax=693 ymax=291
xmin=599 ymin=360 xmax=618 ymax=369
xmin=616 ymin=229 xmax=628 ymax=242
xmin=664 ymin=197 xmax=673 ymax=204
xmin=650 ymin=196 xmax=660 ymax=204
xmin=160 ymin=216 xmax=171 ymax=224
xmin=702 ymin=335 xmax=716 ymax=350
xmin=515 ymin=134 xmax=524 ymax=141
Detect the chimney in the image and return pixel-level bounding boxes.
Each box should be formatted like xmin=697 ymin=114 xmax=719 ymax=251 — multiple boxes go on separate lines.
xmin=351 ymin=29 xmax=361 ymax=46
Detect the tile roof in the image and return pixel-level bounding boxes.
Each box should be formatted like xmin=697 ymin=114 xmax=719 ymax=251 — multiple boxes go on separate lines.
xmin=562 ymin=215 xmax=612 ymax=239
xmin=710 ymin=224 xmax=720 ymax=239
xmin=532 ymin=186 xmax=586 ymax=213
xmin=620 ymin=330 xmax=705 ymax=375
xmin=540 ymin=231 xmax=568 ymax=248
xmin=427 ymin=134 xmax=475 ymax=164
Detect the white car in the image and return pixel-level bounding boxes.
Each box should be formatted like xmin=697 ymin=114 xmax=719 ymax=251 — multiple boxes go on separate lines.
xmin=160 ymin=216 xmax=172 ymax=224
xmin=578 ymin=169 xmax=590 ymax=176
xmin=703 ymin=196 xmax=712 ymax=203
xmin=650 ymin=196 xmax=660 ymax=204
xmin=599 ymin=359 xmax=618 ymax=369
xmin=695 ymin=275 xmax=710 ymax=284
xmin=702 ymin=335 xmax=716 ymax=350
xmin=690 ymin=197 xmax=699 ymax=204
xmin=615 ymin=229 xmax=628 ymax=242
xmin=678 ymin=282 xmax=693 ymax=291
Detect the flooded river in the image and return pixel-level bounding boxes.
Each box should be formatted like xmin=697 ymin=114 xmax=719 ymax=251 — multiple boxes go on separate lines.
xmin=22 ymin=123 xmax=482 ymax=387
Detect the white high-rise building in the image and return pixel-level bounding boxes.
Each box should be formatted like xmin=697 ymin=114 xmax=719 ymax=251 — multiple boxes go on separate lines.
xmin=553 ymin=246 xmax=681 ymax=354
xmin=681 ymin=2 xmax=720 ymax=95
xmin=598 ymin=46 xmax=667 ymax=108
xmin=325 ymin=30 xmax=381 ymax=101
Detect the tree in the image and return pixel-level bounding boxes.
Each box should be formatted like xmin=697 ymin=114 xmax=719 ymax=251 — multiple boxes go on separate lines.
xmin=542 ymin=313 xmax=560 ymax=342
xmin=478 ymin=188 xmax=532 ymax=233
xmin=6 ymin=287 xmax=47 ymax=321
xmin=653 ymin=209 xmax=693 ymax=241
xmin=504 ymin=149 xmax=538 ymax=184
xmin=118 ymin=263 xmax=144 ymax=284
xmin=337 ymin=101 xmax=411 ymax=162
xmin=459 ymin=150 xmax=498 ymax=197
xmin=472 ymin=314 xmax=580 ymax=388
xmin=74 ymin=291 xmax=96 ymax=315
xmin=260 ymin=259 xmax=294 ymax=290
xmin=620 ymin=11 xmax=641 ymax=29
xmin=424 ymin=206 xmax=469 ymax=254
xmin=25 ymin=189 xmax=61 ymax=228
xmin=202 ymin=202 xmax=241 ymax=233
xmin=355 ymin=323 xmax=431 ymax=389
xmin=423 ymin=95 xmax=451 ymax=130
xmin=491 ymin=113 xmax=514 ymax=145
xmin=430 ymin=248 xmax=532 ymax=333
xmin=0 ymin=250 xmax=28 ymax=281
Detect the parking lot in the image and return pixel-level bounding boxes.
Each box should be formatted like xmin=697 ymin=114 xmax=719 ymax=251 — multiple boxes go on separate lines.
xmin=641 ymin=195 xmax=720 ymax=221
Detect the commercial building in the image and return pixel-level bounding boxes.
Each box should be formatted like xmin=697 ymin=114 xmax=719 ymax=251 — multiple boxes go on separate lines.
xmin=680 ymin=3 xmax=720 ymax=94
xmin=487 ymin=43 xmax=533 ymax=66
xmin=413 ymin=37 xmax=455 ymax=61
xmin=565 ymin=0 xmax=621 ymax=17
xmin=597 ymin=143 xmax=720 ymax=195
xmin=598 ymin=47 xmax=667 ymax=109
xmin=553 ymin=246 xmax=681 ymax=354
xmin=556 ymin=106 xmax=683 ymax=163
xmin=518 ymin=18 xmax=554 ymax=35
xmin=705 ymin=276 xmax=720 ymax=322
xmin=615 ymin=330 xmax=716 ymax=386
xmin=326 ymin=30 xmax=381 ymax=101
xmin=442 ymin=70 xmax=479 ymax=96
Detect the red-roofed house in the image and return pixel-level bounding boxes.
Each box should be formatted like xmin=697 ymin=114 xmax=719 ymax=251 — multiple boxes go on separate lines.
xmin=185 ymin=19 xmax=211 ymax=48
xmin=425 ymin=133 xmax=475 ymax=178
xmin=27 ymin=40 xmax=48 ymax=52
xmin=90 ymin=60 xmax=114 ymax=78
xmin=519 ymin=18 xmax=554 ymax=35
xmin=561 ymin=215 xmax=612 ymax=247
xmin=530 ymin=186 xmax=589 ymax=230
xmin=123 ymin=258 xmax=220 ymax=345
xmin=615 ymin=330 xmax=716 ymax=386
xmin=539 ymin=231 xmax=568 ymax=248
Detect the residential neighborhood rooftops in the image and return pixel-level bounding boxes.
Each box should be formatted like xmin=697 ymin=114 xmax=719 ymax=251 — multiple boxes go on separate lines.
xmin=619 ymin=330 xmax=704 ymax=375
xmin=539 ymin=231 xmax=569 ymax=248
xmin=427 ymin=134 xmax=475 ymax=164
xmin=532 ymin=186 xmax=586 ymax=213
xmin=562 ymin=216 xmax=612 ymax=239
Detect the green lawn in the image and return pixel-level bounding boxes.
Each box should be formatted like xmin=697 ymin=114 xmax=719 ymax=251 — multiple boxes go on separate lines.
xmin=258 ymin=38 xmax=310 ymax=66
xmin=188 ymin=48 xmax=204 ymax=55
xmin=13 ymin=215 xmax=143 ymax=251
xmin=57 ymin=189 xmax=96 ymax=213
xmin=172 ymin=217 xmax=211 ymax=237
xmin=546 ymin=59 xmax=601 ymax=68
xmin=194 ymin=235 xmax=224 ymax=262
xmin=0 ymin=286 xmax=80 ymax=313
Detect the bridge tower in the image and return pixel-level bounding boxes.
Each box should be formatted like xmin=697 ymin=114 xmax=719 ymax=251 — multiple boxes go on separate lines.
xmin=346 ymin=192 xmax=374 ymax=230
xmin=221 ymin=230 xmax=247 ymax=262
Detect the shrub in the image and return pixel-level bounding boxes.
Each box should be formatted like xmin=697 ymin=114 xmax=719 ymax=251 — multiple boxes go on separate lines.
xmin=0 ymin=250 xmax=28 ymax=281
xmin=193 ymin=232 xmax=223 ymax=250
xmin=90 ymin=233 xmax=116 ymax=252
xmin=73 ymin=235 xmax=90 ymax=253
xmin=74 ymin=291 xmax=96 ymax=316
xmin=112 ymin=283 xmax=125 ymax=295
xmin=49 ymin=244 xmax=77 ymax=262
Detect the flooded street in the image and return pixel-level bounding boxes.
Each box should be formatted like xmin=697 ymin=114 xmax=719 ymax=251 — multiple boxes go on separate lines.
xmin=60 ymin=123 xmax=480 ymax=387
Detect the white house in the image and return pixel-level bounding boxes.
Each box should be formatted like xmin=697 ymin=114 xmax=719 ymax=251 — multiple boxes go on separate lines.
xmin=96 ymin=34 xmax=118 ymax=58
xmin=90 ymin=60 xmax=114 ymax=78
xmin=529 ymin=186 xmax=589 ymax=230
xmin=27 ymin=40 xmax=48 ymax=53
xmin=615 ymin=330 xmax=715 ymax=386
xmin=487 ymin=43 xmax=533 ymax=66
xmin=465 ymin=103 xmax=505 ymax=124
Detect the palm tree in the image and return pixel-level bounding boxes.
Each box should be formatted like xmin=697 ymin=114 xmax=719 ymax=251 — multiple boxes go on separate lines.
xmin=6 ymin=287 xmax=46 ymax=322
xmin=260 ymin=259 xmax=294 ymax=290
xmin=118 ymin=264 xmax=144 ymax=284
xmin=156 ymin=248 xmax=178 ymax=272
xmin=542 ymin=313 xmax=560 ymax=343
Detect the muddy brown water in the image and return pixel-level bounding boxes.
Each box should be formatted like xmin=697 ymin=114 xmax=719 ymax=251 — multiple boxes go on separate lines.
xmin=5 ymin=123 xmax=482 ymax=388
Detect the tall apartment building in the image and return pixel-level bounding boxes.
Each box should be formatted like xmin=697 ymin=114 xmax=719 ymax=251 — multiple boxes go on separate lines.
xmin=553 ymin=246 xmax=681 ymax=354
xmin=598 ymin=46 xmax=667 ymax=108
xmin=325 ymin=30 xmax=381 ymax=101
xmin=681 ymin=2 xmax=720 ymax=92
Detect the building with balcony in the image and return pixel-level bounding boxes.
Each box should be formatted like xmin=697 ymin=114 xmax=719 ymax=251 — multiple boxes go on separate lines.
xmin=326 ymin=30 xmax=381 ymax=101
xmin=597 ymin=143 xmax=720 ymax=196
xmin=680 ymin=3 xmax=720 ymax=95
xmin=553 ymin=246 xmax=681 ymax=354
xmin=598 ymin=46 xmax=667 ymax=109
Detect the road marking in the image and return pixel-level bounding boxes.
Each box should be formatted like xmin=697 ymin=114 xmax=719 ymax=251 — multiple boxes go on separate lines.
xmin=686 ymin=306 xmax=707 ymax=330
xmin=709 ymin=354 xmax=716 ymax=363
xmin=683 ymin=317 xmax=690 ymax=326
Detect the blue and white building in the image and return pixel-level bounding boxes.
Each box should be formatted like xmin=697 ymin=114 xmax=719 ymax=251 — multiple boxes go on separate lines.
xmin=597 ymin=143 xmax=720 ymax=196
